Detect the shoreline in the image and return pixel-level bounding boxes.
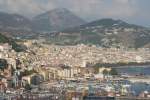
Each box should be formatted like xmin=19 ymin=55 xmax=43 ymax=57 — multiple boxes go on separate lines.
xmin=93 ymin=62 xmax=150 ymax=68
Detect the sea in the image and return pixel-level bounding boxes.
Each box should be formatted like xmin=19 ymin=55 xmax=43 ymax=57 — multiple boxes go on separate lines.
xmin=116 ymin=65 xmax=150 ymax=75
xmin=116 ymin=65 xmax=150 ymax=96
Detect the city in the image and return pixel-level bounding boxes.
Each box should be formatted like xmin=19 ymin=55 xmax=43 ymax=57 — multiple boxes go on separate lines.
xmin=0 ymin=0 xmax=150 ymax=100
xmin=0 ymin=41 xmax=150 ymax=100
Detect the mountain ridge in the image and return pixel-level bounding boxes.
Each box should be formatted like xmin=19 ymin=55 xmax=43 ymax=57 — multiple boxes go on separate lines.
xmin=0 ymin=8 xmax=86 ymax=34
xmin=0 ymin=12 xmax=33 ymax=32
xmin=47 ymin=18 xmax=150 ymax=48
xmin=0 ymin=9 xmax=149 ymax=48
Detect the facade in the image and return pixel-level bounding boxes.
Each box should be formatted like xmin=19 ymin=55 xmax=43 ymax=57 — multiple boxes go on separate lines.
xmin=58 ymin=67 xmax=81 ymax=79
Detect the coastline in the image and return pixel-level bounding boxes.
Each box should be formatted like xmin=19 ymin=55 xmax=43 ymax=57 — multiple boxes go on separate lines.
xmin=93 ymin=62 xmax=150 ymax=68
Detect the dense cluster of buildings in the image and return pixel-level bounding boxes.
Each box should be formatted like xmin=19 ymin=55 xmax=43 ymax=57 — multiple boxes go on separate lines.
xmin=23 ymin=40 xmax=150 ymax=67
xmin=0 ymin=41 xmax=150 ymax=100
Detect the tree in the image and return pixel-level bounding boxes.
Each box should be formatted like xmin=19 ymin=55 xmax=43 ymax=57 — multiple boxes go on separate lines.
xmin=110 ymin=68 xmax=118 ymax=75
xmin=94 ymin=66 xmax=99 ymax=74
xmin=103 ymin=69 xmax=109 ymax=79
xmin=11 ymin=66 xmax=15 ymax=76
xmin=24 ymin=83 xmax=32 ymax=91
xmin=22 ymin=69 xmax=36 ymax=76
xmin=103 ymin=69 xmax=109 ymax=75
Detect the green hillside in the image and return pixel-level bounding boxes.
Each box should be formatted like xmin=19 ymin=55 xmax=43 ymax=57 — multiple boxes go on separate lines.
xmin=47 ymin=19 xmax=150 ymax=48
xmin=0 ymin=33 xmax=25 ymax=52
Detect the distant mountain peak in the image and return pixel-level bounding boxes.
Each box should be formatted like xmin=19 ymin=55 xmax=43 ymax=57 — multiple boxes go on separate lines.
xmin=34 ymin=8 xmax=73 ymax=19
xmin=32 ymin=8 xmax=86 ymax=32
xmin=49 ymin=8 xmax=70 ymax=13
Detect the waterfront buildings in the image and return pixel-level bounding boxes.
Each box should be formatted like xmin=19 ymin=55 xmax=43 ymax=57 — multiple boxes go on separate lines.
xmin=0 ymin=42 xmax=150 ymax=100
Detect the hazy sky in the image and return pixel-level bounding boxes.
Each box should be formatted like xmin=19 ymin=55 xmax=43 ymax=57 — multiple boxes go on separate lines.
xmin=0 ymin=0 xmax=149 ymax=27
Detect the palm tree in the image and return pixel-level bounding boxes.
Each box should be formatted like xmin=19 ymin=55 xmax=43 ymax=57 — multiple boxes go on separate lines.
xmin=103 ymin=69 xmax=109 ymax=79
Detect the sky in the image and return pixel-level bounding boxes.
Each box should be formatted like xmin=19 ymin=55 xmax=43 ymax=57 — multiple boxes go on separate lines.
xmin=0 ymin=0 xmax=149 ymax=27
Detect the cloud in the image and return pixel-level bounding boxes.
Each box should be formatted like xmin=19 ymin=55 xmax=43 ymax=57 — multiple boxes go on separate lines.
xmin=114 ymin=0 xmax=130 ymax=4
xmin=0 ymin=0 xmax=137 ymax=18
xmin=102 ymin=0 xmax=138 ymax=18
xmin=0 ymin=0 xmax=149 ymax=27
xmin=0 ymin=0 xmax=55 ymax=17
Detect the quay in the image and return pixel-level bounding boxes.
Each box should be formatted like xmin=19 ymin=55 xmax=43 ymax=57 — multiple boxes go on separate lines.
xmin=128 ymin=77 xmax=150 ymax=83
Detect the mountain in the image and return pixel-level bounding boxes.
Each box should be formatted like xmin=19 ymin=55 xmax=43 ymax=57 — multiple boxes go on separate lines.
xmin=32 ymin=8 xmax=86 ymax=32
xmin=0 ymin=12 xmax=33 ymax=33
xmin=0 ymin=11 xmax=149 ymax=48
xmin=47 ymin=18 xmax=150 ymax=48
xmin=0 ymin=9 xmax=85 ymax=36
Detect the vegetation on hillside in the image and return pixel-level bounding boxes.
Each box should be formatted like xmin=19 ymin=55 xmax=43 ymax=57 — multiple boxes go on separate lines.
xmin=47 ymin=19 xmax=150 ymax=48
xmin=0 ymin=33 xmax=25 ymax=52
